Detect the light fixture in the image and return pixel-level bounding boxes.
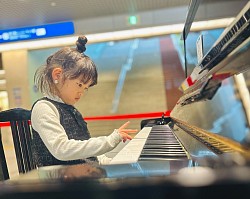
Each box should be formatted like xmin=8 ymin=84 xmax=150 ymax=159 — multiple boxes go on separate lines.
xmin=0 ymin=79 xmax=6 ymax=85
xmin=0 ymin=18 xmax=234 ymax=52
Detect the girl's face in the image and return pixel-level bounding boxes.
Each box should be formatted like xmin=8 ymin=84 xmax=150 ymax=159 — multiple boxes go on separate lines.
xmin=57 ymin=77 xmax=91 ymax=105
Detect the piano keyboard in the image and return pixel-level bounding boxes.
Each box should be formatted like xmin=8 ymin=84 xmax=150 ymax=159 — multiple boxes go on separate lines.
xmin=109 ymin=125 xmax=189 ymax=165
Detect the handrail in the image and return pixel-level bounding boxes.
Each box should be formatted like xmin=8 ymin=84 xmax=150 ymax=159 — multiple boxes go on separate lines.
xmin=0 ymin=110 xmax=171 ymax=127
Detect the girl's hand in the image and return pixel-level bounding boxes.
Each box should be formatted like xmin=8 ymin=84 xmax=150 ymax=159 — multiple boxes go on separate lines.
xmin=117 ymin=121 xmax=138 ymax=142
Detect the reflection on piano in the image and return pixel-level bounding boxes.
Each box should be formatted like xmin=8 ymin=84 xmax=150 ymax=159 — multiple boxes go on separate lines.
xmin=179 ymin=0 xmax=250 ymax=105
xmin=110 ymin=1 xmax=250 ymax=168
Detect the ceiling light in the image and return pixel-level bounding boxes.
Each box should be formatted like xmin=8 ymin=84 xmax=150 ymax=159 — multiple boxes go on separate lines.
xmin=0 ymin=18 xmax=234 ymax=52
xmin=51 ymin=2 xmax=56 ymax=6
xmin=0 ymin=79 xmax=6 ymax=85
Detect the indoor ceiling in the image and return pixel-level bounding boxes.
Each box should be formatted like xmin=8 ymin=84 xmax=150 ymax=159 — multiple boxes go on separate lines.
xmin=0 ymin=0 xmax=246 ymax=31
xmin=1 ymin=0 xmax=191 ymax=30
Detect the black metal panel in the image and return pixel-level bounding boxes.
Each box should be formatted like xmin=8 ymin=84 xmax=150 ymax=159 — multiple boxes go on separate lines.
xmin=0 ymin=108 xmax=35 ymax=180
xmin=0 ymin=130 xmax=9 ymax=180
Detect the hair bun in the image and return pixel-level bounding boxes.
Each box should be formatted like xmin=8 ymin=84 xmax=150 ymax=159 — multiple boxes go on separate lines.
xmin=46 ymin=55 xmax=54 ymax=65
xmin=76 ymin=35 xmax=88 ymax=53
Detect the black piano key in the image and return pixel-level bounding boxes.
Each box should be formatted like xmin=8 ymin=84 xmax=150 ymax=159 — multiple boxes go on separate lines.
xmin=141 ymin=153 xmax=187 ymax=156
xmin=138 ymin=125 xmax=189 ymax=161
xmin=141 ymin=149 xmax=186 ymax=154
xmin=145 ymin=144 xmax=180 ymax=147
xmin=147 ymin=137 xmax=177 ymax=140
xmin=139 ymin=153 xmax=188 ymax=160
xmin=145 ymin=141 xmax=180 ymax=145
xmin=141 ymin=149 xmax=186 ymax=153
xmin=143 ymin=145 xmax=183 ymax=149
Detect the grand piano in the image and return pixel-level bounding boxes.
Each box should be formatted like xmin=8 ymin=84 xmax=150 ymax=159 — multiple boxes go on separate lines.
xmin=1 ymin=1 xmax=250 ymax=198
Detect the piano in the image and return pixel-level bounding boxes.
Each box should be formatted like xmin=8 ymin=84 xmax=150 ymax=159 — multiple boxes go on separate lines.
xmin=1 ymin=1 xmax=250 ymax=198
xmin=109 ymin=0 xmax=250 ymax=168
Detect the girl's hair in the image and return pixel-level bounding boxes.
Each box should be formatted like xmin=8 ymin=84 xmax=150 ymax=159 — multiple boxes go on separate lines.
xmin=34 ymin=36 xmax=98 ymax=95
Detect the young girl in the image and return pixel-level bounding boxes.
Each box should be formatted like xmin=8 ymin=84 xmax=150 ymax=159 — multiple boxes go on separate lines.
xmin=31 ymin=35 xmax=137 ymax=167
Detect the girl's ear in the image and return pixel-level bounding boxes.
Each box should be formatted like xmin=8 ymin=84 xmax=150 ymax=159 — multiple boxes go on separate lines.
xmin=52 ymin=67 xmax=62 ymax=81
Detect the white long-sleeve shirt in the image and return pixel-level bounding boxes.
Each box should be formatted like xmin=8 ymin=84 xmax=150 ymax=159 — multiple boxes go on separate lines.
xmin=31 ymin=96 xmax=122 ymax=165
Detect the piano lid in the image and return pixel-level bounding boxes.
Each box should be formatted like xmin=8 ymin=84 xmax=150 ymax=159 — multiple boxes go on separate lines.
xmin=179 ymin=1 xmax=250 ymax=105
xmin=171 ymin=0 xmax=250 ymax=150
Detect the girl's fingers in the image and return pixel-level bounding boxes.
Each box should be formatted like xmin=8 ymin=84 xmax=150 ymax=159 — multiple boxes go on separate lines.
xmin=119 ymin=127 xmax=137 ymax=134
xmin=120 ymin=132 xmax=132 ymax=140
xmin=122 ymin=129 xmax=138 ymax=133
xmin=117 ymin=121 xmax=138 ymax=142
xmin=118 ymin=121 xmax=130 ymax=130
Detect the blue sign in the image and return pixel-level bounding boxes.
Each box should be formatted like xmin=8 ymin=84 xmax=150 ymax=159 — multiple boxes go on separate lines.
xmin=0 ymin=21 xmax=74 ymax=43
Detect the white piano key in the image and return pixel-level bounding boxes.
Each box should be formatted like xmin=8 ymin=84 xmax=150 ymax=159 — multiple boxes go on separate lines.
xmin=133 ymin=127 xmax=152 ymax=139
xmin=108 ymin=127 xmax=152 ymax=164
xmin=109 ymin=139 xmax=147 ymax=164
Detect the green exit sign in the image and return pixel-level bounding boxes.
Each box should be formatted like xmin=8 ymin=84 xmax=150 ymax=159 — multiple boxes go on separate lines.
xmin=128 ymin=15 xmax=138 ymax=25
